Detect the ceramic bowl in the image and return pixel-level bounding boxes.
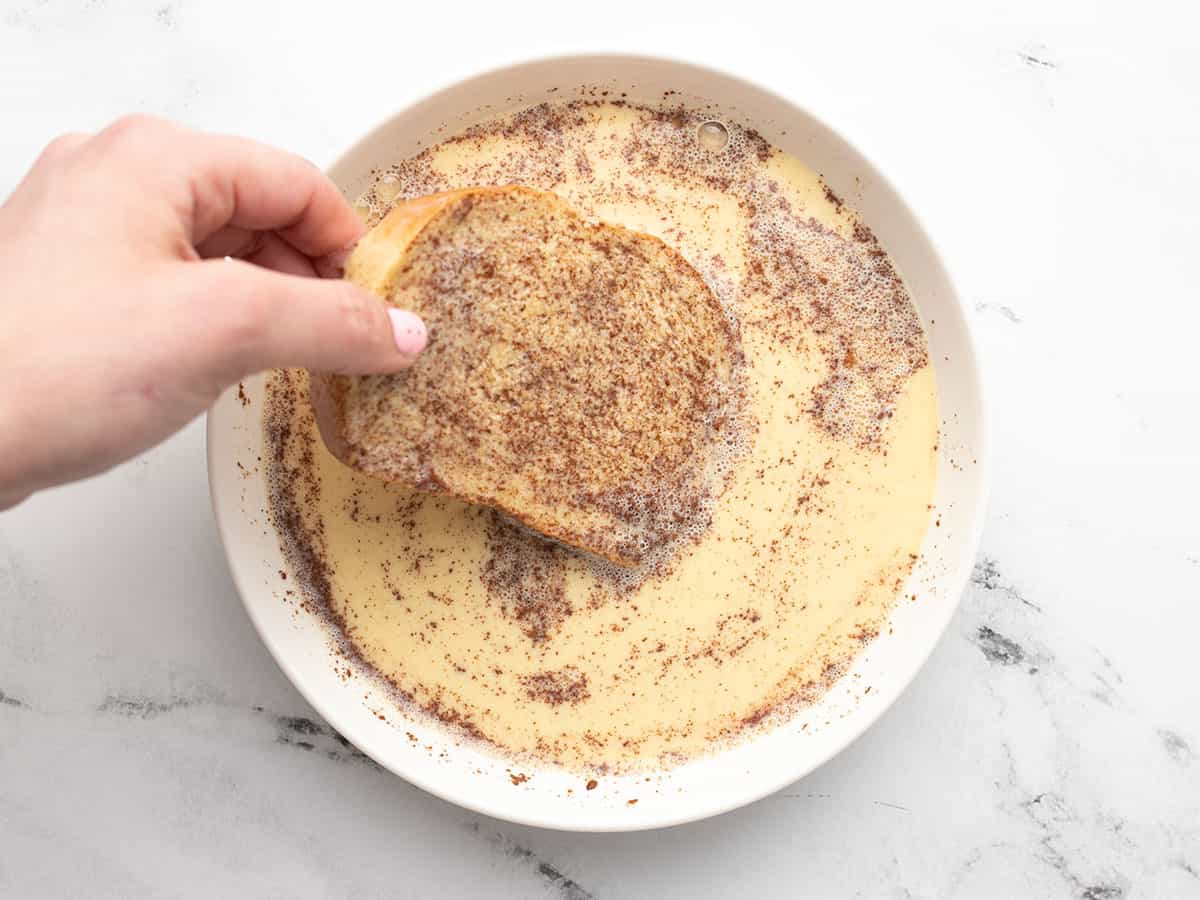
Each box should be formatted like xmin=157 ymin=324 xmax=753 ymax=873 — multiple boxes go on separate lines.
xmin=207 ymin=54 xmax=988 ymax=832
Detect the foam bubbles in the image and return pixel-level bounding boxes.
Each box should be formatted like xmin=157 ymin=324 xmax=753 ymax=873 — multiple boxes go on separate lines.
xmin=738 ymin=187 xmax=927 ymax=446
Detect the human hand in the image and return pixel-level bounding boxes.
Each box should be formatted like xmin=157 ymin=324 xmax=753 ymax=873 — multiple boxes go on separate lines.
xmin=0 ymin=115 xmax=427 ymax=509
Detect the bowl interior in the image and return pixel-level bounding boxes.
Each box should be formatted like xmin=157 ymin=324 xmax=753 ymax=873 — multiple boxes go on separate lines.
xmin=207 ymin=55 xmax=987 ymax=832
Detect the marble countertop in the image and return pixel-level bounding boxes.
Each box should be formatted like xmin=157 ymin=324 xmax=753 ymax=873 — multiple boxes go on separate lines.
xmin=1 ymin=5 xmax=1197 ymax=898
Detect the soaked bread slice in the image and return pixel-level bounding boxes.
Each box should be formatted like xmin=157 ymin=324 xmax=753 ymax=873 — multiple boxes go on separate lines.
xmin=311 ymin=186 xmax=740 ymax=567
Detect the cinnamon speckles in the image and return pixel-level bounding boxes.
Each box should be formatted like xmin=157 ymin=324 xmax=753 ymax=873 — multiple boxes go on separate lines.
xmin=482 ymin=514 xmax=571 ymax=643
xmin=361 ymin=97 xmax=923 ymax=450
xmin=521 ymin=666 xmax=590 ymax=706
xmin=263 ymin=369 xmax=492 ymax=747
xmin=262 ymin=370 xmax=333 ymax=625
xmin=743 ymin=210 xmax=926 ymax=447
xmin=341 ymin=185 xmax=745 ymax=568
xmin=262 ymin=94 xmax=938 ymax=774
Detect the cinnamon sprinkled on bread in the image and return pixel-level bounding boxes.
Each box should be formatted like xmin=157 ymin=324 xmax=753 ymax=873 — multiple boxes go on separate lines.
xmin=312 ymin=186 xmax=742 ymax=567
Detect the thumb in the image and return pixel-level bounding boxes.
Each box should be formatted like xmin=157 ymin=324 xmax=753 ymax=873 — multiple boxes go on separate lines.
xmin=190 ymin=258 xmax=428 ymax=378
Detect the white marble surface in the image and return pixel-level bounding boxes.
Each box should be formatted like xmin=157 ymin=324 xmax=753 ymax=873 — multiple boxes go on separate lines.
xmin=2 ymin=4 xmax=1198 ymax=897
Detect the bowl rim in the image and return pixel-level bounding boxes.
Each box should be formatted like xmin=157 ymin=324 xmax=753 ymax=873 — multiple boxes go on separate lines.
xmin=207 ymin=51 xmax=990 ymax=832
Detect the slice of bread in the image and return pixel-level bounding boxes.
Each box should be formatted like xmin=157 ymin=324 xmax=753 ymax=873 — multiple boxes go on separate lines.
xmin=311 ymin=186 xmax=740 ymax=567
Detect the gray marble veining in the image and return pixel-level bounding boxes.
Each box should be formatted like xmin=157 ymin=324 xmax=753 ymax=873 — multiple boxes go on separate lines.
xmin=1 ymin=6 xmax=1198 ymax=898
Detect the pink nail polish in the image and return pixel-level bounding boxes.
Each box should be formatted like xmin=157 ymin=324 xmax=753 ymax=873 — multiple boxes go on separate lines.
xmin=388 ymin=309 xmax=428 ymax=357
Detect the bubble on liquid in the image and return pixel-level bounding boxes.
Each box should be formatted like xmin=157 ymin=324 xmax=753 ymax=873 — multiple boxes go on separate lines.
xmin=353 ymin=193 xmax=374 ymax=223
xmin=697 ymin=121 xmax=729 ymax=153
xmin=375 ymin=173 xmax=402 ymax=203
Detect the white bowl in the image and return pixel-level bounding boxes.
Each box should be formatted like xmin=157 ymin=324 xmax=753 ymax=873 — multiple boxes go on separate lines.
xmin=207 ymin=54 xmax=988 ymax=832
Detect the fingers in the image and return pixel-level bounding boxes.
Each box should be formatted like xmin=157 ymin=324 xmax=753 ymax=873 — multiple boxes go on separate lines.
xmin=91 ymin=115 xmax=364 ymax=261
xmin=197 ymin=229 xmax=326 ymax=281
xmin=197 ymin=227 xmax=319 ymax=278
xmin=243 ymin=232 xmax=320 ymax=277
xmin=195 ymin=225 xmax=262 ymax=261
xmin=183 ymin=132 xmax=365 ymax=256
xmin=36 ymin=132 xmax=90 ymax=166
xmin=187 ymin=258 xmax=427 ymax=379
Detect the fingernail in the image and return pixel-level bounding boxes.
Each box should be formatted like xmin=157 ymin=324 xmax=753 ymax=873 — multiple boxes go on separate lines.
xmin=388 ymin=308 xmax=428 ymax=358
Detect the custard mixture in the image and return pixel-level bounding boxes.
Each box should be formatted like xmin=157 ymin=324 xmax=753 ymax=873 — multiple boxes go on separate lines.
xmin=263 ymin=98 xmax=938 ymax=771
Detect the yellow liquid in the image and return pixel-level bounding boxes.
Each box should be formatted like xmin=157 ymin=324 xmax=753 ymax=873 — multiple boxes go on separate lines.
xmin=265 ymin=100 xmax=938 ymax=771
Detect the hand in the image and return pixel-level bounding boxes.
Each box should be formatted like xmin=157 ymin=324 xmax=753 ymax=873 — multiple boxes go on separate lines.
xmin=0 ymin=115 xmax=427 ymax=509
